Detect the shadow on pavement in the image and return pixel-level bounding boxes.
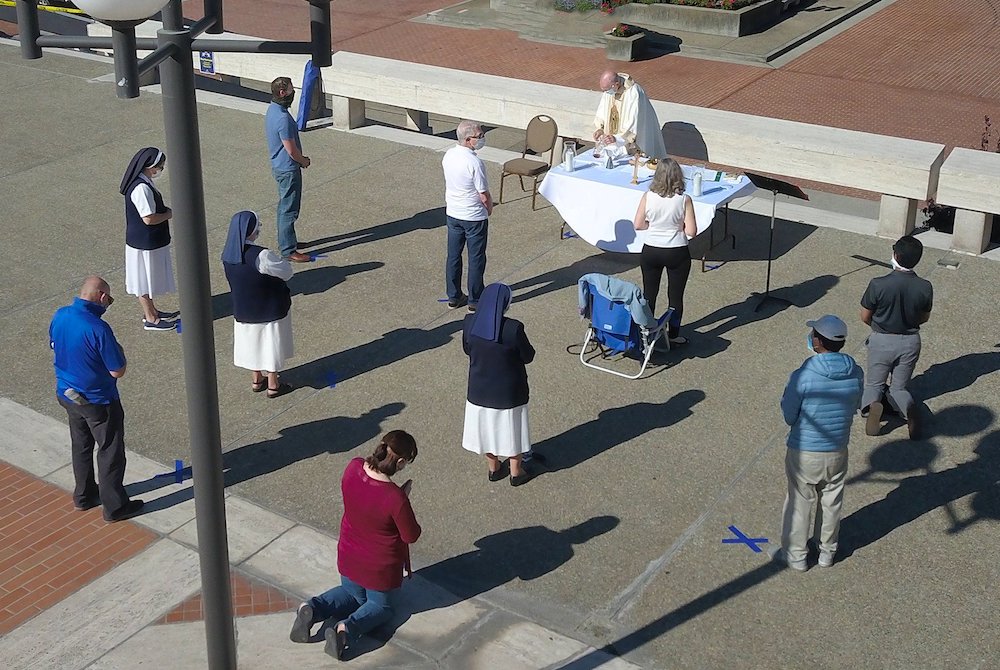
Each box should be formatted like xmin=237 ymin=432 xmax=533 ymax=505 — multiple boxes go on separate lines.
xmin=909 ymin=351 xmax=1000 ymax=404
xmin=533 ymin=390 xmax=706 ymax=475
xmin=558 ymin=560 xmax=788 ymax=669
xmin=511 ymin=252 xmax=638 ymax=305
xmin=127 ymin=403 xmax=405 ymax=508
xmin=326 ymin=516 xmax=622 ymax=659
xmin=282 ymin=321 xmax=463 ymax=390
xmin=211 ymin=261 xmax=384 ymax=320
xmin=303 ymin=207 xmax=446 ymax=256
xmin=838 ymin=407 xmax=998 ymax=560
xmin=676 ymin=274 xmax=838 ymax=361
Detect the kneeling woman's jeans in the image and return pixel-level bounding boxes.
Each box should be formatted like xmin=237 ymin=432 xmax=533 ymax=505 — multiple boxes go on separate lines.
xmin=309 ymin=575 xmax=394 ymax=640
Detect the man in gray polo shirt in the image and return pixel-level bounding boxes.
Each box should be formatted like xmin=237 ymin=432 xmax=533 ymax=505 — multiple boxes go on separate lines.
xmin=859 ymin=235 xmax=933 ymax=439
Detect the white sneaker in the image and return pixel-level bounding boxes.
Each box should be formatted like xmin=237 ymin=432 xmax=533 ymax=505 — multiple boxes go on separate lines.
xmin=818 ymin=551 xmax=835 ymax=568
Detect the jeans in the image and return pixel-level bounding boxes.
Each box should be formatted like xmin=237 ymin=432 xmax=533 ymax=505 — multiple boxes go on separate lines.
xmin=309 ymin=575 xmax=394 ymax=641
xmin=861 ymin=331 xmax=922 ymax=418
xmin=273 ymin=168 xmax=302 ymax=258
xmin=59 ymin=397 xmax=129 ymax=515
xmin=780 ymin=447 xmax=848 ymax=565
xmin=639 ymin=244 xmax=691 ymax=338
xmin=445 ymin=215 xmax=488 ymax=304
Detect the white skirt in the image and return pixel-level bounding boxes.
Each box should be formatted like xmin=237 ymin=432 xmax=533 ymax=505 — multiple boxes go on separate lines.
xmin=233 ymin=314 xmax=294 ymax=372
xmin=462 ymin=401 xmax=531 ymax=458
xmin=125 ymin=245 xmax=176 ymax=298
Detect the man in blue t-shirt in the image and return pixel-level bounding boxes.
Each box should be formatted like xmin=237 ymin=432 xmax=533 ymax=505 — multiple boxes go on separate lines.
xmin=859 ymin=235 xmax=933 ymax=439
xmin=265 ymin=76 xmax=312 ymax=263
xmin=49 ymin=277 xmax=142 ymax=522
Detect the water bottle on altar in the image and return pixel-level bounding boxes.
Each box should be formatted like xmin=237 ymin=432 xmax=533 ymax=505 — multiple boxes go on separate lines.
xmin=692 ymin=166 xmax=704 ymax=197
xmin=562 ymin=140 xmax=576 ymax=172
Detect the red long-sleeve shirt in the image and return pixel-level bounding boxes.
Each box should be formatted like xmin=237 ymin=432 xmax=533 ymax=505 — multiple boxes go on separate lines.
xmin=337 ymin=458 xmax=422 ymax=591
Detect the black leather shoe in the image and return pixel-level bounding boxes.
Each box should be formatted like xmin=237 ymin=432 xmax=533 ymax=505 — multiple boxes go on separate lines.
xmin=104 ymin=499 xmax=144 ymax=523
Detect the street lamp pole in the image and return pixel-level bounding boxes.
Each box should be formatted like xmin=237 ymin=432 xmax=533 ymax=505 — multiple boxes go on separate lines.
xmin=14 ymin=1 xmax=332 ymax=668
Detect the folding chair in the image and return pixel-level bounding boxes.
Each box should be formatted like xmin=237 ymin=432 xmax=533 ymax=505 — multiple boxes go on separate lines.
xmin=579 ymin=280 xmax=673 ymax=380
xmin=498 ymin=114 xmax=559 ymax=210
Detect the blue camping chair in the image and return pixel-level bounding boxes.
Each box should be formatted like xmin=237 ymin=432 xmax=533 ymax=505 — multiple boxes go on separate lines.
xmin=579 ymin=277 xmax=674 ymax=379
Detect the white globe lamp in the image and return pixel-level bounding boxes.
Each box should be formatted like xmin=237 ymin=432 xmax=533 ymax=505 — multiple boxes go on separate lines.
xmin=71 ymin=0 xmax=170 ymax=21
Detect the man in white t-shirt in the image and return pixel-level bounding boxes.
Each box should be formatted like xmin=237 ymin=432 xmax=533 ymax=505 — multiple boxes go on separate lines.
xmin=442 ymin=120 xmax=493 ymax=312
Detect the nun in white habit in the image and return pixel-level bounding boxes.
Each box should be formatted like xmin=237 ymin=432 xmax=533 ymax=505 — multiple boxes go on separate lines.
xmin=221 ymin=211 xmax=295 ymax=398
xmin=120 ymin=147 xmax=178 ymax=331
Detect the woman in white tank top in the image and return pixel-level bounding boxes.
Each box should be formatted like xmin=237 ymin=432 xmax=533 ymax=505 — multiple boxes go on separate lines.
xmin=633 ymin=158 xmax=698 ymax=344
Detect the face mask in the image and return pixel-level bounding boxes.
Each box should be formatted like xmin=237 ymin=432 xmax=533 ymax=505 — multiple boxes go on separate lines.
xmin=282 ymin=91 xmax=296 ymax=107
xmin=806 ymin=330 xmax=815 ymax=352
xmin=473 ymin=137 xmax=486 ymax=151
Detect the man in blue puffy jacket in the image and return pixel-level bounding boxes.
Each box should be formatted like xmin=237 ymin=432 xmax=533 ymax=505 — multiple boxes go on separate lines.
xmin=778 ymin=315 xmax=864 ymax=571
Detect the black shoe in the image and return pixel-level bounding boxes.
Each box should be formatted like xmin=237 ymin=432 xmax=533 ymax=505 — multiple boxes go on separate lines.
xmin=74 ymin=495 xmax=101 ymax=511
xmin=324 ymin=626 xmax=348 ymax=660
xmin=488 ymin=468 xmax=507 ymax=482
xmin=468 ymin=303 xmax=477 ymax=313
xmin=289 ymin=603 xmax=314 ymax=643
xmin=447 ymin=294 xmax=468 ymax=309
xmin=510 ymin=470 xmax=535 ymax=487
xmin=104 ymin=499 xmax=144 ymax=523
xmin=865 ymin=400 xmax=883 ymax=436
xmin=906 ymin=407 xmax=921 ymax=440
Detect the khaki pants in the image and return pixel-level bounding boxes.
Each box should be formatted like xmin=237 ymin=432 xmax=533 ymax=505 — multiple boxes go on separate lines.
xmin=781 ymin=447 xmax=848 ymax=565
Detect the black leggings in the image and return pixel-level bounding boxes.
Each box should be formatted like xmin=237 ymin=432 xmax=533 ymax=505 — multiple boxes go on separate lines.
xmin=639 ymin=244 xmax=691 ymax=338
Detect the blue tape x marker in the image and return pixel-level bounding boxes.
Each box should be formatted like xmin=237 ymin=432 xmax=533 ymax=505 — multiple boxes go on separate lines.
xmin=309 ymin=254 xmax=328 ymax=261
xmin=721 ymin=525 xmax=768 ymax=553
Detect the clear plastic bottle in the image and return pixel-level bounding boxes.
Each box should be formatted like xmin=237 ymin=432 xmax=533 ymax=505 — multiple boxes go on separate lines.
xmin=693 ymin=170 xmax=703 ymax=197
xmin=563 ymin=145 xmax=575 ymax=172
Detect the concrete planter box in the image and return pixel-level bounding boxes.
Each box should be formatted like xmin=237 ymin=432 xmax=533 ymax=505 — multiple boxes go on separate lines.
xmin=604 ymin=31 xmax=646 ymax=61
xmin=615 ymin=1 xmax=781 ymax=38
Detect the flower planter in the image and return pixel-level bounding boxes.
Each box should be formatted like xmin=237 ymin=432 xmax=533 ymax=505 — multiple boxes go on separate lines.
xmin=603 ymin=30 xmax=646 ymax=61
xmin=615 ymin=1 xmax=781 ymax=38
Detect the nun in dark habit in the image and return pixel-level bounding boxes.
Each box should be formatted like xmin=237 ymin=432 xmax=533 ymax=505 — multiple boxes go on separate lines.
xmin=221 ymin=211 xmax=295 ymax=398
xmin=461 ymin=282 xmax=543 ymax=487
xmin=120 ymin=147 xmax=178 ymax=331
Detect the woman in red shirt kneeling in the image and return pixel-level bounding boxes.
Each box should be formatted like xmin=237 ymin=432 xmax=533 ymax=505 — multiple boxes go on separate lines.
xmin=289 ymin=430 xmax=421 ymax=660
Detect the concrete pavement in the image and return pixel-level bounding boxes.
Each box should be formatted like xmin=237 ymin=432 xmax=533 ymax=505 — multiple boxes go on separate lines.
xmin=2 ymin=43 xmax=999 ymax=669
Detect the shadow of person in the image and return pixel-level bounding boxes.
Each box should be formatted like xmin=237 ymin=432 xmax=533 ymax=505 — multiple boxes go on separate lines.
xmin=661 ymin=122 xmax=708 ymax=163
xmin=534 ymin=390 xmax=706 ymax=474
xmin=305 ymin=207 xmax=446 ymax=256
xmin=558 ymin=560 xmax=787 ymax=669
xmin=838 ymin=406 xmax=997 ymax=561
xmin=210 ymin=261 xmax=384 ymax=320
xmin=221 ymin=402 xmax=406 ymax=488
xmin=689 ymin=274 xmax=838 ymax=337
xmin=283 ymin=320 xmax=463 ymax=390
xmin=129 ymin=403 xmax=405 ymax=510
xmin=343 ymin=516 xmax=622 ymax=657
xmin=509 ymin=252 xmax=638 ymax=305
xmin=908 ymin=351 xmax=1000 ymax=404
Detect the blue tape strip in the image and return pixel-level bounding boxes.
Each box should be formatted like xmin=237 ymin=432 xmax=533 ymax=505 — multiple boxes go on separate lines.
xmin=174 ymin=459 xmax=184 ymax=484
xmin=309 ymin=254 xmax=328 ymax=261
xmin=325 ymin=371 xmax=338 ymax=388
xmin=175 ymin=319 xmax=182 ymax=334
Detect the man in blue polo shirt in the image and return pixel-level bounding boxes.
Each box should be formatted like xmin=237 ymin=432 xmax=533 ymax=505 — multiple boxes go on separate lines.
xmin=50 ymin=276 xmax=142 ymax=522
xmin=265 ymin=76 xmax=312 ymax=263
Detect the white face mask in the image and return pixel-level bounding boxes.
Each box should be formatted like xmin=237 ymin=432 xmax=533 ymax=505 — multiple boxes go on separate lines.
xmin=473 ymin=137 xmax=486 ymax=151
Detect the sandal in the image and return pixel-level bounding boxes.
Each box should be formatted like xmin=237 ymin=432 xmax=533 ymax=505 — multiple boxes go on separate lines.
xmin=267 ymin=382 xmax=293 ymax=399
xmin=251 ymin=379 xmax=267 ymax=393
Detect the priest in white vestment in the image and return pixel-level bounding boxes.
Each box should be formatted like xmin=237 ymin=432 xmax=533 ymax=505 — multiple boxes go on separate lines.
xmin=593 ymin=70 xmax=667 ymax=159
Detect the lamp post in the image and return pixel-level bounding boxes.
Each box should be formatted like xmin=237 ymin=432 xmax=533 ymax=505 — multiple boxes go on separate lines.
xmin=15 ymin=2 xmax=332 ymax=668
